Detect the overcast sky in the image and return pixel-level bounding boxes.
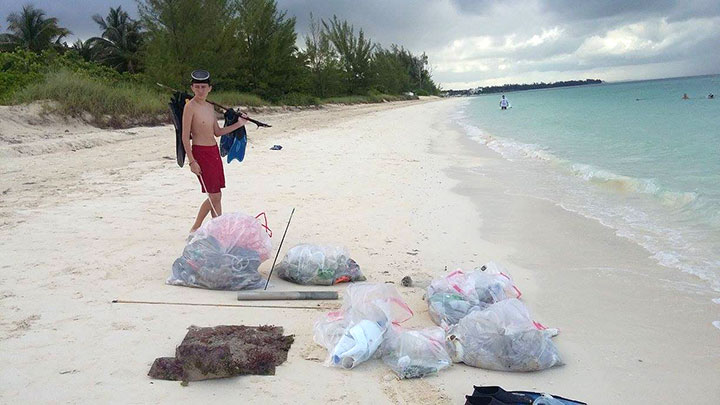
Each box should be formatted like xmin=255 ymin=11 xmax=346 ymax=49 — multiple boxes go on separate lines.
xmin=2 ymin=0 xmax=719 ymax=89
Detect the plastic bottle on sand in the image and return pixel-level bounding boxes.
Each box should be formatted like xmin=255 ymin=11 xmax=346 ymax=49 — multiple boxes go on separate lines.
xmin=331 ymin=320 xmax=385 ymax=368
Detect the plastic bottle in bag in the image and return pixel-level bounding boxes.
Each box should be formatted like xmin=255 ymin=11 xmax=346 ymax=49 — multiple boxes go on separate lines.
xmin=330 ymin=320 xmax=386 ymax=369
xmin=314 ymin=284 xmax=414 ymax=369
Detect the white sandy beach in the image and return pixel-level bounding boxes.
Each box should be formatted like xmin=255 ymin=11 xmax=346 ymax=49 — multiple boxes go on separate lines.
xmin=1 ymin=98 xmax=719 ymax=404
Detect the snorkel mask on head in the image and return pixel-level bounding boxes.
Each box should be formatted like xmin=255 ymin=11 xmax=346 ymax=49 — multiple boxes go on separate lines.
xmin=191 ymin=69 xmax=211 ymax=84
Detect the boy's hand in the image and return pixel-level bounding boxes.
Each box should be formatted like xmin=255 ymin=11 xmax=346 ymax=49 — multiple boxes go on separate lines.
xmin=190 ymin=161 xmax=202 ymax=175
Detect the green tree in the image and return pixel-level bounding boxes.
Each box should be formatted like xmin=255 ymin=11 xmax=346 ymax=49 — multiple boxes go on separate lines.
xmin=414 ymin=52 xmax=439 ymax=94
xmin=71 ymin=39 xmax=96 ymax=62
xmin=87 ymin=6 xmax=143 ymax=73
xmin=138 ymin=0 xmax=239 ymax=88
xmin=322 ymin=16 xmax=374 ymax=94
xmin=371 ymin=45 xmax=438 ymax=95
xmin=370 ymin=45 xmax=411 ymax=94
xmin=301 ymin=13 xmax=341 ymax=97
xmin=232 ymin=0 xmax=302 ymax=100
xmin=0 ymin=5 xmax=71 ymax=52
xmin=405 ymin=51 xmax=438 ymax=94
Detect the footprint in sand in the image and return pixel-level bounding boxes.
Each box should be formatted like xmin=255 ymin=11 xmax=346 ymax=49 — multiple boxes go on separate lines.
xmin=14 ymin=314 xmax=41 ymax=330
xmin=0 ymin=291 xmax=16 ymax=300
xmin=1 ymin=314 xmax=41 ymax=340
xmin=299 ymin=343 xmax=326 ymax=363
xmin=381 ymin=374 xmax=451 ymax=404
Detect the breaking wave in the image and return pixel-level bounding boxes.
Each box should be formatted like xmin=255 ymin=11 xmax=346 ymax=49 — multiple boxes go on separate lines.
xmin=454 ymin=114 xmax=720 ymax=293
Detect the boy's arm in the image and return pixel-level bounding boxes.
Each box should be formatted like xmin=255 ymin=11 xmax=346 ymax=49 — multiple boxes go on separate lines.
xmin=213 ymin=115 xmax=249 ymax=137
xmin=181 ymin=102 xmax=197 ymax=167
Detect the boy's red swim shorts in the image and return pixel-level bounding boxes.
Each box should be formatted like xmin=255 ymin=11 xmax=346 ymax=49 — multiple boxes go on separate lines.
xmin=192 ymin=144 xmax=225 ymax=193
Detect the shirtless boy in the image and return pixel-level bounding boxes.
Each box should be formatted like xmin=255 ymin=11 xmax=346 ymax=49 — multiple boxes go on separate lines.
xmin=182 ymin=69 xmax=248 ymax=232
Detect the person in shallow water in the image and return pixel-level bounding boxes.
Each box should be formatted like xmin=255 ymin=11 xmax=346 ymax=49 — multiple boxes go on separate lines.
xmin=708 ymin=93 xmax=714 ymax=99
xmin=499 ymin=95 xmax=510 ymax=110
xmin=682 ymin=93 xmax=689 ymax=100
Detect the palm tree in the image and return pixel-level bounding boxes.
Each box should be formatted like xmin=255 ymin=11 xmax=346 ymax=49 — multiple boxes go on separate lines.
xmin=87 ymin=6 xmax=143 ymax=73
xmin=71 ymin=39 xmax=96 ymax=62
xmin=0 ymin=5 xmax=71 ymax=52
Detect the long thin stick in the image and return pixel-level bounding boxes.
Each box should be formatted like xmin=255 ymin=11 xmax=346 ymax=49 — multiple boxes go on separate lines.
xmin=111 ymin=299 xmax=331 ymax=310
xmin=198 ymin=174 xmax=219 ymax=217
xmin=264 ymin=208 xmax=295 ymax=290
xmin=157 ymin=82 xmax=271 ymax=128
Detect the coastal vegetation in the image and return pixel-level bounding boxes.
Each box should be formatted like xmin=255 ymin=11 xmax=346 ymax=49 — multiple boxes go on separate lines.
xmin=445 ymin=79 xmax=603 ymax=96
xmin=0 ymin=1 xmax=440 ymax=126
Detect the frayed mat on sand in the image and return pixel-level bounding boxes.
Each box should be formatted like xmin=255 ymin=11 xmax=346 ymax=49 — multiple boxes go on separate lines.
xmin=149 ymin=325 xmax=294 ymax=383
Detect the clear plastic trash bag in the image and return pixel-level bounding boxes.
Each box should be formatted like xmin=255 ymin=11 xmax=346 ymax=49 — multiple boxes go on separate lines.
xmin=313 ymin=283 xmax=414 ymax=369
xmin=446 ymin=299 xmax=562 ymax=372
xmin=427 ymin=262 xmax=522 ymax=327
xmin=313 ymin=310 xmax=350 ymax=352
xmin=381 ymin=325 xmax=451 ymax=379
xmin=188 ymin=212 xmax=272 ymax=261
xmin=275 ymin=244 xmax=366 ymax=285
xmin=479 ymin=261 xmax=522 ymax=300
xmin=342 ymin=283 xmax=414 ymax=326
xmin=168 ymin=212 xmax=272 ymax=290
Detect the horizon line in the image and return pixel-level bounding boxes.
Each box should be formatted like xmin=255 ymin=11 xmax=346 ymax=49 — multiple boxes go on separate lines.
xmin=443 ymin=72 xmax=720 ymax=92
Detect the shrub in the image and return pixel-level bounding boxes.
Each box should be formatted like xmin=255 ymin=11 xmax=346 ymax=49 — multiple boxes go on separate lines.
xmin=210 ymin=90 xmax=270 ymax=108
xmin=277 ymin=92 xmax=319 ymax=106
xmin=0 ymin=49 xmax=141 ymax=103
xmin=12 ymin=69 xmax=166 ymax=126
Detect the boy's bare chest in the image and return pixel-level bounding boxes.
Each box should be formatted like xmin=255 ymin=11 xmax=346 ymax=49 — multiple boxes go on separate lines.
xmin=193 ymin=106 xmax=216 ymax=129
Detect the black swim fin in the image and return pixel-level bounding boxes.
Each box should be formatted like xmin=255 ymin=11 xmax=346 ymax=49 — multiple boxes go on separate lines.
xmin=472 ymin=386 xmax=532 ymax=404
xmin=472 ymin=386 xmax=586 ymax=405
xmin=465 ymin=395 xmax=510 ymax=405
xmin=169 ymin=91 xmax=192 ymax=167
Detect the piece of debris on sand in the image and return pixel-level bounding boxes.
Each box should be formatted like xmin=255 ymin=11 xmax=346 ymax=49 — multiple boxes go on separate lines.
xmin=401 ymin=276 xmax=413 ymax=287
xmin=148 ymin=325 xmax=294 ymax=382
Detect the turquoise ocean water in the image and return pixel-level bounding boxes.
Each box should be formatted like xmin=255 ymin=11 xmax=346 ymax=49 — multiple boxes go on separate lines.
xmin=455 ymin=75 xmax=720 ymax=294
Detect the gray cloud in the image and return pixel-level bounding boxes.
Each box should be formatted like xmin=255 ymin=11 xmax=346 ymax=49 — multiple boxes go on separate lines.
xmin=540 ymin=0 xmax=677 ymax=21
xmin=1 ymin=0 xmax=718 ymax=89
xmin=666 ymin=0 xmax=720 ymax=21
xmin=1 ymin=0 xmax=139 ymax=40
xmin=280 ymin=0 xmax=458 ymax=51
xmin=447 ymin=0 xmax=500 ymax=15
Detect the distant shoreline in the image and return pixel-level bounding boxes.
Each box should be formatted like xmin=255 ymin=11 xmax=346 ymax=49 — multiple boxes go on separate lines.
xmin=444 ymin=79 xmax=602 ymax=96
xmin=443 ymin=72 xmax=720 ymax=97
